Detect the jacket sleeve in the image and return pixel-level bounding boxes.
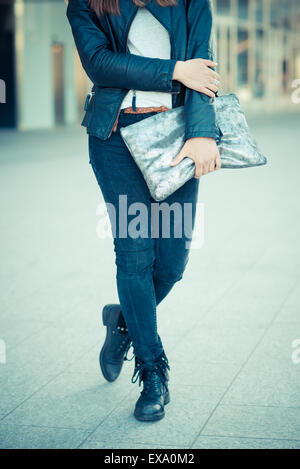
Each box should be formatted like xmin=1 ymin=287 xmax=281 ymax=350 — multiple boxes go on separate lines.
xmin=66 ymin=0 xmax=178 ymax=92
xmin=184 ymin=0 xmax=219 ymax=141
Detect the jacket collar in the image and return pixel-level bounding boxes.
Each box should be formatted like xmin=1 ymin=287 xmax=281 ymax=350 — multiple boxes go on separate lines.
xmin=120 ymin=0 xmax=173 ymax=40
xmin=145 ymin=1 xmax=172 ymax=32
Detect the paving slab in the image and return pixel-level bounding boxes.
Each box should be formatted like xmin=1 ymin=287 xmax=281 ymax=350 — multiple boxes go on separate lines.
xmin=0 ymin=424 xmax=90 ymax=450
xmin=85 ymin=385 xmax=225 ymax=447
xmin=1 ymin=371 xmax=132 ymax=430
xmin=192 ymin=435 xmax=300 ymax=450
xmin=222 ymin=358 xmax=300 ymax=407
xmin=203 ymin=405 xmax=300 ymax=441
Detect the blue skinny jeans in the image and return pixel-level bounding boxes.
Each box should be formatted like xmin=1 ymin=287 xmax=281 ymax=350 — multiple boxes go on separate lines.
xmin=88 ymin=109 xmax=199 ymax=362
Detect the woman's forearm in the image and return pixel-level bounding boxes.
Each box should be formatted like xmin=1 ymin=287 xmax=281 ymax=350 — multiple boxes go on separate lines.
xmin=87 ymin=49 xmax=179 ymax=91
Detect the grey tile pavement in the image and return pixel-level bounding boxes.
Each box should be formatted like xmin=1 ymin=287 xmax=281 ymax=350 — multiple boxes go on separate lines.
xmin=81 ymin=441 xmax=190 ymax=449
xmin=168 ymin=325 xmax=266 ymax=365
xmin=274 ymin=278 xmax=300 ymax=324
xmin=202 ymin=405 xmax=300 ymax=440
xmin=192 ymin=436 xmax=300 ymax=450
xmin=170 ymin=361 xmax=240 ymax=388
xmin=82 ymin=385 xmax=226 ymax=448
xmin=222 ymin=358 xmax=300 ymax=407
xmin=1 ymin=113 xmax=300 ymax=449
xmin=0 ymin=424 xmax=91 ymax=450
xmin=2 ymin=371 xmax=132 ymax=430
xmin=0 ymin=322 xmax=102 ymax=416
xmin=249 ymin=322 xmax=300 ymax=362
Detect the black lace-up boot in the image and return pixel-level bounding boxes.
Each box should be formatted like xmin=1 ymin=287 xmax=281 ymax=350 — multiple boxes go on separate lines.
xmin=99 ymin=304 xmax=133 ymax=382
xmin=132 ymin=351 xmax=170 ymax=422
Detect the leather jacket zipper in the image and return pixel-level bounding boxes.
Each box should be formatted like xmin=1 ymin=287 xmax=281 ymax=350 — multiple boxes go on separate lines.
xmin=132 ymin=90 xmax=137 ymax=111
xmin=107 ymin=93 xmax=127 ymax=139
xmin=125 ymin=9 xmax=138 ymax=112
xmin=84 ymin=91 xmax=95 ymax=111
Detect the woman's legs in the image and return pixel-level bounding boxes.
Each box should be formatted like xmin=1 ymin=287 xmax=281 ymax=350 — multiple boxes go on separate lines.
xmin=88 ymin=110 xmax=199 ymax=364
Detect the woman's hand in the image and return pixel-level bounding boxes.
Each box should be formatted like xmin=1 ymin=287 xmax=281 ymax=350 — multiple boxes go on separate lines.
xmin=173 ymin=59 xmax=221 ymax=98
xmin=171 ymin=137 xmax=221 ymax=178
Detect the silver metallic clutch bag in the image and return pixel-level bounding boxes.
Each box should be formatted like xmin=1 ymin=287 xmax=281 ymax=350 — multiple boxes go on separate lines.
xmin=120 ymin=93 xmax=267 ymax=202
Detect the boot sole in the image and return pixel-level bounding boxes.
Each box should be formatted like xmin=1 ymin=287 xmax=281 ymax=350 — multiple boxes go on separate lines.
xmin=99 ymin=304 xmax=121 ymax=383
xmin=134 ymin=392 xmax=170 ymax=422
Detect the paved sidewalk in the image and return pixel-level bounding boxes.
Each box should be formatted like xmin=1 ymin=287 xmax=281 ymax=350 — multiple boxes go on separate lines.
xmin=0 ymin=112 xmax=300 ymax=449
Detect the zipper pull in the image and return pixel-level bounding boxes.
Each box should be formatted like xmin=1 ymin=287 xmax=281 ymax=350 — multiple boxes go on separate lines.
xmin=84 ymin=91 xmax=95 ymax=111
xmin=132 ymin=90 xmax=137 ymax=112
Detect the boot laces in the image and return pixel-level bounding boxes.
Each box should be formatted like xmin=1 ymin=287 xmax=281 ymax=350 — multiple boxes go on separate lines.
xmin=131 ymin=354 xmax=170 ymax=393
xmin=124 ymin=343 xmax=134 ymax=361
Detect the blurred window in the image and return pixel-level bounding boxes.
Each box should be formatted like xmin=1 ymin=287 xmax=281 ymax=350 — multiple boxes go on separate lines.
xmin=52 ymin=43 xmax=65 ymax=125
xmin=215 ymin=24 xmax=231 ymax=92
xmin=216 ymin=0 xmax=230 ymax=15
xmin=255 ymin=0 xmax=263 ymax=23
xmin=226 ymin=27 xmax=231 ymax=75
xmin=238 ymin=0 xmax=249 ymax=20
xmin=254 ymin=29 xmax=265 ymax=98
xmin=237 ymin=28 xmax=249 ymax=86
xmin=271 ymin=3 xmax=279 ymax=27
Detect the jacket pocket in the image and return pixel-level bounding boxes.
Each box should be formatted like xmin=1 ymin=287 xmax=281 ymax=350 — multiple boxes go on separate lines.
xmin=84 ymin=87 xmax=127 ymax=140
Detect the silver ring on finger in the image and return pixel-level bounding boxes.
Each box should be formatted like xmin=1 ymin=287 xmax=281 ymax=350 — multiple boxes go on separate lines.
xmin=213 ymin=79 xmax=220 ymax=87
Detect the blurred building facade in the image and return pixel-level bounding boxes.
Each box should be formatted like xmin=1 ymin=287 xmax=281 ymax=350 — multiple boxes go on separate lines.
xmin=0 ymin=0 xmax=300 ymax=130
xmin=214 ymin=0 xmax=300 ymax=112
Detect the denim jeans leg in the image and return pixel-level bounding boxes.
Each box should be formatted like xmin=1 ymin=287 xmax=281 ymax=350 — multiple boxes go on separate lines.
xmin=88 ymin=111 xmax=164 ymax=362
xmin=153 ymin=176 xmax=200 ymax=305
xmin=115 ymin=246 xmax=163 ymax=361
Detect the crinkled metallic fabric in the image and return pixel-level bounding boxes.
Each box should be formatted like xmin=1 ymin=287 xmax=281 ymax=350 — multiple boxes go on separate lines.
xmin=120 ymin=94 xmax=267 ymax=202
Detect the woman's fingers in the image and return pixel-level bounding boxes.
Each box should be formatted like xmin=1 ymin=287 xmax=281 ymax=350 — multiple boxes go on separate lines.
xmin=204 ymin=67 xmax=221 ymax=81
xmin=194 ymin=163 xmax=202 ymax=179
xmin=202 ymin=59 xmax=218 ymax=68
xmin=207 ymin=83 xmax=219 ymax=93
xmin=172 ymin=154 xmax=218 ymax=178
xmin=209 ymin=159 xmax=215 ymax=173
xmin=204 ymin=69 xmax=221 ymax=94
xmin=182 ymin=58 xmax=222 ymax=94
xmin=200 ymin=87 xmax=215 ymax=98
xmin=195 ymin=157 xmax=221 ymax=178
xmin=170 ymin=149 xmax=186 ymax=167
xmin=215 ymin=154 xmax=222 ymax=170
xmin=202 ymin=161 xmax=210 ymax=175
xmin=207 ymin=71 xmax=221 ymax=85
xmin=190 ymin=82 xmax=215 ymax=96
xmin=200 ymin=157 xmax=221 ymax=175
xmin=210 ymin=70 xmax=221 ymax=82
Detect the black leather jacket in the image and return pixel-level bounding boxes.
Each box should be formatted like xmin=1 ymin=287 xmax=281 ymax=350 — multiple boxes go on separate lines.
xmin=66 ymin=0 xmax=218 ymax=141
